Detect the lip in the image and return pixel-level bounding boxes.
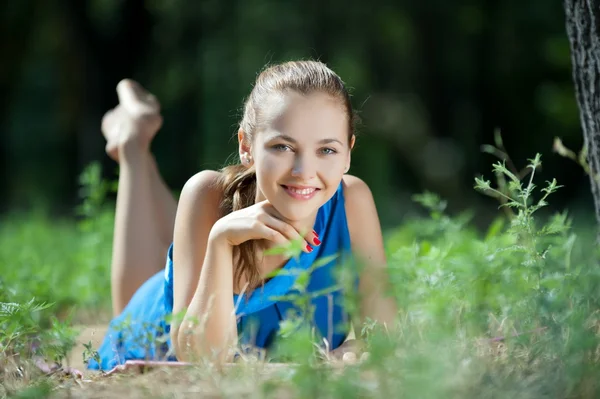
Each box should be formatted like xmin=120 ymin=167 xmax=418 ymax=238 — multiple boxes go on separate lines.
xmin=282 ymin=184 xmax=320 ymax=190
xmin=281 ymin=184 xmax=321 ymax=200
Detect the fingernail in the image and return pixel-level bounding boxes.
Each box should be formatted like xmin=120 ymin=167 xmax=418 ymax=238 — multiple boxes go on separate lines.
xmin=312 ymin=229 xmax=319 ymax=238
xmin=305 ymin=244 xmax=313 ymax=253
xmin=313 ymin=237 xmax=321 ymax=246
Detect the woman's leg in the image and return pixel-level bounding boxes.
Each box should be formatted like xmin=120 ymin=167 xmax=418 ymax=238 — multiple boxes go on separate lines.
xmin=148 ymin=154 xmax=177 ymax=245
xmin=103 ymin=80 xmax=177 ymax=317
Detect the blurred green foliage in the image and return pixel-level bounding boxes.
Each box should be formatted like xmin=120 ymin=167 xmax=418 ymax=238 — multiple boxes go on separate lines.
xmin=0 ymin=0 xmax=591 ymax=226
xmin=4 ymin=2 xmax=600 ymax=395
xmin=3 ymin=151 xmax=600 ymax=396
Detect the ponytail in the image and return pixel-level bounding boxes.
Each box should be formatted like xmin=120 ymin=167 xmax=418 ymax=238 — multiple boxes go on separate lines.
xmin=218 ymin=164 xmax=261 ymax=292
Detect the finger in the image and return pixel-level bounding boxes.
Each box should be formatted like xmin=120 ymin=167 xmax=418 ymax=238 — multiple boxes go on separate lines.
xmin=258 ymin=203 xmax=317 ymax=252
xmin=257 ymin=200 xmax=321 ymax=253
xmin=260 ymin=214 xmax=312 ymax=253
xmin=250 ymin=220 xmax=288 ymax=245
xmin=116 ymin=79 xmax=161 ymax=117
xmin=266 ymin=210 xmax=319 ymax=248
xmin=304 ymin=229 xmax=321 ymax=248
xmin=254 ymin=223 xmax=288 ymax=248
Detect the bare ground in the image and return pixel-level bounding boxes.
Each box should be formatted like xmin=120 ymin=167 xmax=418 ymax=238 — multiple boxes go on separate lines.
xmin=42 ymin=324 xmax=367 ymax=398
xmin=48 ymin=325 xmax=300 ymax=398
xmin=65 ymin=324 xmax=109 ymax=374
xmin=51 ymin=363 xmax=304 ymax=399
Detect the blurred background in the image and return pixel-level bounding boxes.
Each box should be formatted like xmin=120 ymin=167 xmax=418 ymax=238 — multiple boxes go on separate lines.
xmin=0 ymin=0 xmax=591 ymax=228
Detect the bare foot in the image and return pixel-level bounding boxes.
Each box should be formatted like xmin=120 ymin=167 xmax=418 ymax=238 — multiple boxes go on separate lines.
xmin=101 ymin=79 xmax=163 ymax=162
xmin=101 ymin=105 xmax=128 ymax=162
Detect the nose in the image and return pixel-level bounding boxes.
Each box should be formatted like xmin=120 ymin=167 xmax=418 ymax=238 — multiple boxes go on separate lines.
xmin=291 ymin=154 xmax=316 ymax=180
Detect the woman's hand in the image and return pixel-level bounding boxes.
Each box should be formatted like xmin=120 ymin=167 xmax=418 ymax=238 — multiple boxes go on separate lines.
xmin=210 ymin=200 xmax=320 ymax=253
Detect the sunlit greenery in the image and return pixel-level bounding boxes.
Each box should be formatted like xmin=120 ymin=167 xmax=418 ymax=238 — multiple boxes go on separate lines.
xmin=2 ymin=150 xmax=600 ymax=397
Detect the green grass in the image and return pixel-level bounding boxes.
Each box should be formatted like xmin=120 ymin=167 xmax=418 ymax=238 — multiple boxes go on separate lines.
xmin=2 ymin=154 xmax=600 ymax=398
xmin=0 ymin=163 xmax=114 ymax=315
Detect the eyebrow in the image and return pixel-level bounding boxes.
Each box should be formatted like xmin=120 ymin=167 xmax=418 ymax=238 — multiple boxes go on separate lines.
xmin=266 ymin=133 xmax=344 ymax=146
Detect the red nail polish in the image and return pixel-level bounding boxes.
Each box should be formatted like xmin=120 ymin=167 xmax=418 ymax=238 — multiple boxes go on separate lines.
xmin=312 ymin=229 xmax=319 ymax=238
xmin=313 ymin=237 xmax=321 ymax=246
xmin=306 ymin=244 xmax=313 ymax=252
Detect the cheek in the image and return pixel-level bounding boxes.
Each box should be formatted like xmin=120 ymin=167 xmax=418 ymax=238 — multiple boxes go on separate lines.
xmin=260 ymin=155 xmax=281 ymax=173
xmin=318 ymin=157 xmax=346 ymax=179
xmin=258 ymin=154 xmax=282 ymax=175
xmin=255 ymin=154 xmax=287 ymax=187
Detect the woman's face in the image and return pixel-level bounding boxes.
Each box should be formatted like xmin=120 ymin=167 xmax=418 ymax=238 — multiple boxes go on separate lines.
xmin=242 ymin=91 xmax=354 ymax=223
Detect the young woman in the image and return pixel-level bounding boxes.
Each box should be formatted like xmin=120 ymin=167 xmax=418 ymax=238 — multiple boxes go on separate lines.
xmin=88 ymin=60 xmax=397 ymax=371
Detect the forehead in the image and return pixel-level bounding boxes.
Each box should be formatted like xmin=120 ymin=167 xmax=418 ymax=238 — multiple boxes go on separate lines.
xmin=259 ymin=91 xmax=348 ymax=141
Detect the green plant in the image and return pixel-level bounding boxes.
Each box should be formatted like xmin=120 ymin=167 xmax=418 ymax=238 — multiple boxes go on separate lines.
xmin=3 ymin=152 xmax=600 ymax=397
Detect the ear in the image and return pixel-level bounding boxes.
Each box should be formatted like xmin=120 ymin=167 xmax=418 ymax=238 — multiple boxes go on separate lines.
xmin=238 ymin=128 xmax=253 ymax=166
xmin=345 ymin=134 xmax=356 ymax=173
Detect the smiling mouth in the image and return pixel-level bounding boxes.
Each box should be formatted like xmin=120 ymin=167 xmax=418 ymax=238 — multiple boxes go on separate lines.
xmin=281 ymin=185 xmax=321 ymax=200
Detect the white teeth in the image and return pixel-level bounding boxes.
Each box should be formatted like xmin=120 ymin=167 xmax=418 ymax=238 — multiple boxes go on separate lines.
xmin=287 ymin=187 xmax=315 ymax=195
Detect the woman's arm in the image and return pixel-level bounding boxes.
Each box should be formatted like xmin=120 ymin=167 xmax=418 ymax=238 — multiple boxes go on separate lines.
xmin=169 ymin=170 xmax=237 ymax=362
xmin=343 ymin=175 xmax=397 ymax=331
xmin=177 ymin=234 xmax=238 ymax=362
xmin=169 ymin=170 xmax=317 ymax=362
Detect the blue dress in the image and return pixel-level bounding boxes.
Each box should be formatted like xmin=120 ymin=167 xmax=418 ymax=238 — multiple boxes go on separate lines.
xmin=87 ymin=183 xmax=355 ymax=371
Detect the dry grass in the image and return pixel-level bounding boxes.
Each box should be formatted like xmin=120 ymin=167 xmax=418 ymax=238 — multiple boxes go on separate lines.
xmin=64 ymin=324 xmax=109 ymax=374
xmin=39 ymin=325 xmax=363 ymax=399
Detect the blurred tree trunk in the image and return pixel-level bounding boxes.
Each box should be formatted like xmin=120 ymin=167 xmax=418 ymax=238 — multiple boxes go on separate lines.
xmin=564 ymin=0 xmax=600 ymax=239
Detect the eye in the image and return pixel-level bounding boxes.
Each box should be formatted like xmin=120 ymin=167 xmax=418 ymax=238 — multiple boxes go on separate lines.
xmin=272 ymin=144 xmax=292 ymax=152
xmin=320 ymin=147 xmax=338 ymax=155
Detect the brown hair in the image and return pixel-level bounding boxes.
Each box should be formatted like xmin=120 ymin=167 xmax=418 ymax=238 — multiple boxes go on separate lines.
xmin=218 ymin=60 xmax=357 ymax=292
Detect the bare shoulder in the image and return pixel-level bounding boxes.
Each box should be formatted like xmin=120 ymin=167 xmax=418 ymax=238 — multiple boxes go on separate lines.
xmin=342 ymin=174 xmax=373 ymax=196
xmin=179 ymin=170 xmax=224 ymax=209
xmin=342 ymin=175 xmax=375 ymax=214
xmin=175 ymin=169 xmax=225 ymax=231
xmin=181 ymin=169 xmax=223 ymax=195
xmin=341 ymin=174 xmax=382 ymax=250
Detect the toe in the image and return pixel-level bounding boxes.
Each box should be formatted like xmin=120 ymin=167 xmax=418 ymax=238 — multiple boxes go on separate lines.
xmin=117 ymin=79 xmax=161 ymax=117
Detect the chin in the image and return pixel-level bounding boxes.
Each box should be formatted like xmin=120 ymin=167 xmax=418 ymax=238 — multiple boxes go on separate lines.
xmin=276 ymin=205 xmax=316 ymax=222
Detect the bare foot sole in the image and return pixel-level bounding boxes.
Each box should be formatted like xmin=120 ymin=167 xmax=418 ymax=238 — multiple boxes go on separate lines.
xmin=102 ymin=106 xmax=128 ymax=162
xmin=116 ymin=79 xmax=161 ymax=117
xmin=101 ymin=79 xmax=163 ymax=162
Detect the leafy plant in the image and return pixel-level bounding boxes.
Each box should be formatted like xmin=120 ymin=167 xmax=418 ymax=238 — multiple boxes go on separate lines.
xmin=4 ymin=150 xmax=600 ymax=398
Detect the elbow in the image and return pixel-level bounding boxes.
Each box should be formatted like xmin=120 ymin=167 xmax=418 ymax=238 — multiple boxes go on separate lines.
xmin=170 ymin=319 xmax=220 ymax=363
xmin=173 ymin=317 xmax=238 ymax=364
xmin=170 ymin=325 xmax=185 ymax=362
xmin=171 ymin=322 xmax=198 ymax=362
xmin=170 ymin=321 xmax=198 ymax=362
